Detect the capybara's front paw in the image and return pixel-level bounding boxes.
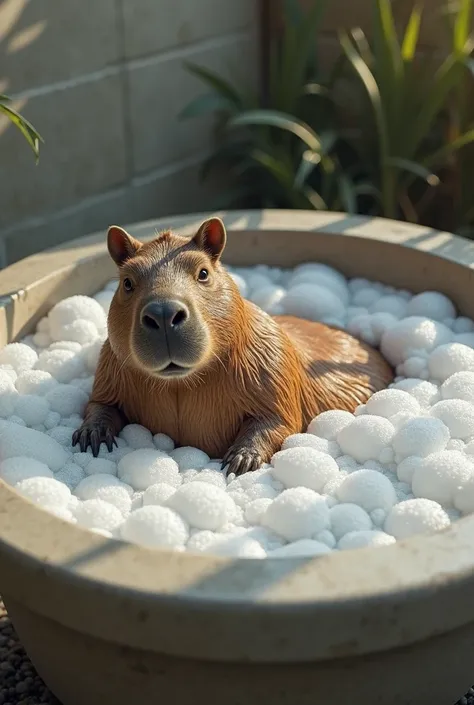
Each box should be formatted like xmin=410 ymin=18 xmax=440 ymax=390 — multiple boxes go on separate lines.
xmin=72 ymin=422 xmax=118 ymax=457
xmin=222 ymin=446 xmax=262 ymax=477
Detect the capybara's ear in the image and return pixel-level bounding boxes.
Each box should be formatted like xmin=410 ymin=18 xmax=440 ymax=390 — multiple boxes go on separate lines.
xmin=192 ymin=217 xmax=227 ymax=261
xmin=107 ymin=226 xmax=142 ymax=266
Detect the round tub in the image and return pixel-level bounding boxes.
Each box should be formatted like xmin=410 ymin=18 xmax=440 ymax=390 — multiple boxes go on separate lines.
xmin=1 ymin=210 xmax=474 ymax=705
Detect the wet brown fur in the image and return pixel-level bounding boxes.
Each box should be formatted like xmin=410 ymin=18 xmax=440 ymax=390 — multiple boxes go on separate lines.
xmin=74 ymin=220 xmax=394 ymax=474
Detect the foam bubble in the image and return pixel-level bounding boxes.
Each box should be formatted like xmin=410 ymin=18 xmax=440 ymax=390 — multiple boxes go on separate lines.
xmin=384 ymin=498 xmax=450 ymax=539
xmin=262 ymin=488 xmax=330 ymax=542
xmin=169 ymin=482 xmax=237 ymax=530
xmin=118 ymin=449 xmax=181 ymax=490
xmin=337 ymin=416 xmax=395 ymax=463
xmin=338 ymin=530 xmax=396 ymax=550
xmin=271 ymin=447 xmax=339 ymax=492
xmin=412 ymin=451 xmax=474 ymax=505
xmin=121 ymin=505 xmax=189 ymax=548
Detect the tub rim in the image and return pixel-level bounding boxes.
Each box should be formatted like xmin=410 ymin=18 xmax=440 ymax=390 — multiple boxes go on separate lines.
xmin=2 ymin=209 xmax=474 ymax=663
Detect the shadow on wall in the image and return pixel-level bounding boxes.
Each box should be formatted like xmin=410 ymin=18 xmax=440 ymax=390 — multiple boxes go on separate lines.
xmin=0 ymin=0 xmax=47 ymax=175
xmin=0 ymin=0 xmax=254 ymax=266
xmin=0 ymin=0 xmax=135 ymax=265
xmin=0 ymin=0 xmax=69 ymax=213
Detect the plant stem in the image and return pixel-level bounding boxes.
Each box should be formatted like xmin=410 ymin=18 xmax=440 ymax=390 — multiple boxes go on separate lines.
xmin=381 ymin=163 xmax=397 ymax=218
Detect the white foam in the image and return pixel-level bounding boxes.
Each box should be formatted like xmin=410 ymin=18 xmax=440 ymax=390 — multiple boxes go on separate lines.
xmin=0 ymin=372 xmax=17 ymax=418
xmin=170 ymin=446 xmax=210 ymax=471
xmin=329 ymin=503 xmax=372 ymax=540
xmin=15 ymin=476 xmax=71 ymax=511
xmin=143 ymin=482 xmax=177 ymax=506
xmin=337 ymin=416 xmax=395 ymax=463
xmin=412 ymin=450 xmax=474 ymax=505
xmin=74 ymin=473 xmax=132 ymax=501
xmin=406 ymin=292 xmax=456 ymax=322
xmin=118 ymin=449 xmax=181 ymax=490
xmin=430 ymin=399 xmax=474 ymax=439
xmin=281 ymin=283 xmax=346 ymax=324
xmin=364 ymin=389 xmax=420 ymax=419
xmin=120 ymin=424 xmax=155 ymax=449
xmin=384 ymin=498 xmax=450 ymax=539
xmin=380 ymin=317 xmax=452 ymax=366
xmin=336 ymin=469 xmax=397 ymax=512
xmin=0 ymin=457 xmax=54 ymax=485
xmin=74 ymin=498 xmax=124 ymax=532
xmin=281 ymin=433 xmax=339 ymax=457
xmin=85 ymin=457 xmax=117 ymax=476
xmin=428 ymin=343 xmax=474 ymax=381
xmin=392 ymin=417 xmax=450 ymax=459
xmin=85 ymin=484 xmax=132 ymax=515
xmin=197 ymin=532 xmax=267 ymax=558
xmin=169 ymin=482 xmax=237 ymax=530
xmin=121 ymin=505 xmax=189 ymax=548
xmin=35 ymin=349 xmax=85 ymax=384
xmin=48 ymin=296 xmax=106 ymax=342
xmin=0 ymin=421 xmax=70 ymax=470
xmin=54 ymin=459 xmax=85 ymax=489
xmin=153 ymin=433 xmax=175 ymax=452
xmin=307 ymin=410 xmax=354 ymax=440
xmin=271 ymin=447 xmax=338 ymax=492
xmin=2 ymin=267 xmax=474 ymax=558
xmin=338 ymin=530 xmax=396 ymax=550
xmin=262 ymin=487 xmax=330 ymax=542
xmin=45 ymin=384 xmax=88 ymax=416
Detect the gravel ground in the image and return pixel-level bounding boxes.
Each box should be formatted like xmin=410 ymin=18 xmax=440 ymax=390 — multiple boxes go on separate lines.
xmin=1 ymin=595 xmax=474 ymax=705
xmin=0 ymin=599 xmax=59 ymax=705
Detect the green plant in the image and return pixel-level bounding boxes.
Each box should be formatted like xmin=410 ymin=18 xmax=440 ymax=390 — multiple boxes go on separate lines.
xmin=180 ymin=0 xmax=357 ymax=211
xmin=180 ymin=0 xmax=474 ymax=232
xmin=0 ymin=94 xmax=43 ymax=162
xmin=337 ymin=0 xmax=474 ymax=225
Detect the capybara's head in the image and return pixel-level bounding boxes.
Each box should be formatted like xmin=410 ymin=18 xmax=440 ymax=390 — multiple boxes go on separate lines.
xmin=106 ymin=217 xmax=242 ymax=380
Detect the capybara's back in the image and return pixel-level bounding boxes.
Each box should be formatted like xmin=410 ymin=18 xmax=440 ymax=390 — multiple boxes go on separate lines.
xmin=276 ymin=315 xmax=393 ymax=425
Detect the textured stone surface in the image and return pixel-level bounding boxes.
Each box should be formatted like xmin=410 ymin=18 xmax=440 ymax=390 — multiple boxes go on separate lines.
xmin=130 ymin=159 xmax=217 ymax=223
xmin=0 ymin=0 xmax=256 ymax=266
xmin=0 ymin=0 xmax=120 ymax=93
xmin=4 ymin=187 xmax=134 ymax=264
xmin=0 ymin=74 xmax=127 ymax=229
xmin=1 ymin=595 xmax=474 ymax=705
xmin=127 ymin=33 xmax=256 ymax=174
xmin=122 ymin=0 xmax=254 ymax=58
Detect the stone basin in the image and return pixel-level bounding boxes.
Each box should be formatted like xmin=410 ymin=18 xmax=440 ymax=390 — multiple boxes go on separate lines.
xmin=1 ymin=210 xmax=474 ymax=705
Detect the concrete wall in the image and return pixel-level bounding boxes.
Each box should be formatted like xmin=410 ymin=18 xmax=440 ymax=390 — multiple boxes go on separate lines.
xmin=0 ymin=0 xmax=257 ymax=265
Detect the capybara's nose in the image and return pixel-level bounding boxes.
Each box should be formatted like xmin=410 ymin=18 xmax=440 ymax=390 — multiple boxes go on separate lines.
xmin=141 ymin=300 xmax=189 ymax=333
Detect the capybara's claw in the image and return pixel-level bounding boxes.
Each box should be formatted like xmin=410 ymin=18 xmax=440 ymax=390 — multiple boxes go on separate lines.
xmin=105 ymin=428 xmax=117 ymax=453
xmin=223 ymin=447 xmax=262 ymax=477
xmin=72 ymin=423 xmax=117 ymax=457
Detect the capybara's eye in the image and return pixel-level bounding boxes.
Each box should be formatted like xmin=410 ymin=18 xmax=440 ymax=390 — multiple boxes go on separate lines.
xmin=197 ymin=268 xmax=209 ymax=282
xmin=123 ymin=277 xmax=134 ymax=292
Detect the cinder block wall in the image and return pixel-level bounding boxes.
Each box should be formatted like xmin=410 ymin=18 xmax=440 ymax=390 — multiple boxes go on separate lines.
xmin=0 ymin=0 xmax=257 ymax=265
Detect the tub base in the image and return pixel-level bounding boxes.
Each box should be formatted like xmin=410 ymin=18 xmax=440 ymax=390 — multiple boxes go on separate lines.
xmin=5 ymin=596 xmax=473 ymax=705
